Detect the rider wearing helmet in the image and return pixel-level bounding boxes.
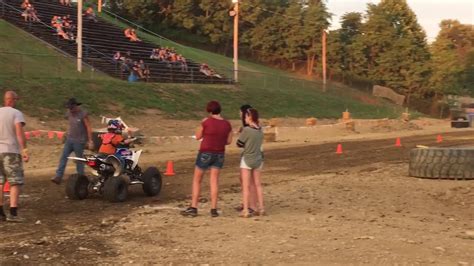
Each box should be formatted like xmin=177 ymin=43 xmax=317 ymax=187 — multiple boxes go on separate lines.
xmin=99 ymin=120 xmax=131 ymax=155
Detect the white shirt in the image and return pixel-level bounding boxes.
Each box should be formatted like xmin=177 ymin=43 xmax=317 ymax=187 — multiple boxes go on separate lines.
xmin=0 ymin=107 xmax=26 ymax=154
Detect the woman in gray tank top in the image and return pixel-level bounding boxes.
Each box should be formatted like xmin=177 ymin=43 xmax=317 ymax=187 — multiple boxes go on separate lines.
xmin=237 ymin=108 xmax=265 ymax=217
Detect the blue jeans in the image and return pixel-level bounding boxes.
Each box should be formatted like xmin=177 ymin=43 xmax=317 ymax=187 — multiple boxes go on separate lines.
xmin=55 ymin=139 xmax=85 ymax=179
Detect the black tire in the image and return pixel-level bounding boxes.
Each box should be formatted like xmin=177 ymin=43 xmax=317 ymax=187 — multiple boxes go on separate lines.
xmin=65 ymin=174 xmax=89 ymax=200
xmin=142 ymin=167 xmax=162 ymax=197
xmin=409 ymin=147 xmax=474 ymax=180
xmin=103 ymin=176 xmax=128 ymax=202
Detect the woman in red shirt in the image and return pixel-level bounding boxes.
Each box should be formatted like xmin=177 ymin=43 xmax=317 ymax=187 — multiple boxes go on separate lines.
xmin=181 ymin=101 xmax=232 ymax=217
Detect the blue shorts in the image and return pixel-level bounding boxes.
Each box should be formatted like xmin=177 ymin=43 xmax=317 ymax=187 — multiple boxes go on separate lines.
xmin=195 ymin=152 xmax=225 ymax=170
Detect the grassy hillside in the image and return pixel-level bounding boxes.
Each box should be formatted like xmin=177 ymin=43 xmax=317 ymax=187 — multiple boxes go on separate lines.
xmin=0 ymin=20 xmax=107 ymax=80
xmin=0 ymin=19 xmax=405 ymax=120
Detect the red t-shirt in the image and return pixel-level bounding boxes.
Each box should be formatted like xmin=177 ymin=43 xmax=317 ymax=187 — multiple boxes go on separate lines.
xmin=199 ymin=117 xmax=232 ymax=153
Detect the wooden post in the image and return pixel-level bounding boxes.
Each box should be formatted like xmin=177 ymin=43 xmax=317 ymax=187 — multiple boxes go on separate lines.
xmin=77 ymin=0 xmax=83 ymax=72
xmin=322 ymin=30 xmax=327 ymax=89
xmin=233 ymin=0 xmax=239 ymax=82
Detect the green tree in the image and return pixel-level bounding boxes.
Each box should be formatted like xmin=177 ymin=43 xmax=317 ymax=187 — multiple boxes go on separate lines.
xmin=327 ymin=12 xmax=365 ymax=80
xmin=196 ymin=1 xmax=233 ymax=45
xmin=429 ymin=20 xmax=474 ymax=96
xmin=339 ymin=12 xmax=364 ymax=74
xmin=281 ymin=0 xmax=305 ymax=71
xmin=170 ymin=0 xmax=199 ymax=30
xmin=301 ymin=0 xmax=331 ymax=76
xmin=248 ymin=15 xmax=286 ymax=64
xmin=362 ymin=0 xmax=430 ymax=103
xmin=106 ymin=0 xmax=171 ymax=26
xmin=240 ymin=0 xmax=281 ymax=55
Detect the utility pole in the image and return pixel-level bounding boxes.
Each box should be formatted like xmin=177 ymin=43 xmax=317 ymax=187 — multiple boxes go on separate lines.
xmin=322 ymin=29 xmax=327 ymax=89
xmin=232 ymin=0 xmax=239 ymax=82
xmin=77 ymin=0 xmax=83 ymax=72
xmin=98 ymin=0 xmax=102 ymax=13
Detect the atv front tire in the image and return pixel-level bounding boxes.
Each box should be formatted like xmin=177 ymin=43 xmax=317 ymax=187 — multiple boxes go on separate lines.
xmin=65 ymin=174 xmax=90 ymax=200
xmin=103 ymin=176 xmax=128 ymax=202
xmin=142 ymin=167 xmax=162 ymax=197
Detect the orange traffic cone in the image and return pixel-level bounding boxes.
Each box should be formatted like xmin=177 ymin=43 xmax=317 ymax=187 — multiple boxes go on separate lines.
xmin=164 ymin=161 xmax=175 ymax=176
xmin=395 ymin=137 xmax=402 ymax=147
xmin=56 ymin=131 xmax=65 ymax=140
xmin=436 ymin=134 xmax=443 ymax=143
xmin=336 ymin=144 xmax=343 ymax=154
xmin=3 ymin=181 xmax=10 ymax=193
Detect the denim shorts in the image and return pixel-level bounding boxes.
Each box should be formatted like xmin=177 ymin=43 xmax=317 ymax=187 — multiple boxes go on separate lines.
xmin=195 ymin=152 xmax=225 ymax=170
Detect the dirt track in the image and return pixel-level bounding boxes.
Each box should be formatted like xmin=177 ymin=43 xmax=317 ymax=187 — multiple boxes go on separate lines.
xmin=1 ymin=131 xmax=474 ymax=264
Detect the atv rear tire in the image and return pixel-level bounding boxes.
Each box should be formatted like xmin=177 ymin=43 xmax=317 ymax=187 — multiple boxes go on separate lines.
xmin=65 ymin=174 xmax=89 ymax=200
xmin=103 ymin=176 xmax=128 ymax=202
xmin=409 ymin=147 xmax=474 ymax=180
xmin=142 ymin=167 xmax=162 ymax=197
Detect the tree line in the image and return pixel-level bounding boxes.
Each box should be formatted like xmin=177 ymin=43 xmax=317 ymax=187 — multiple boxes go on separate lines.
xmin=105 ymin=0 xmax=473 ymax=101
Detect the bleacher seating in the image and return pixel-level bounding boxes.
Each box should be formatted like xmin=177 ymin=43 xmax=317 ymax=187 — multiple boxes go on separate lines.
xmin=0 ymin=0 xmax=232 ymax=84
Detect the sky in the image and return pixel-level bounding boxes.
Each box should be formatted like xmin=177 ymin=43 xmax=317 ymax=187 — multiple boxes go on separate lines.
xmin=326 ymin=0 xmax=474 ymax=42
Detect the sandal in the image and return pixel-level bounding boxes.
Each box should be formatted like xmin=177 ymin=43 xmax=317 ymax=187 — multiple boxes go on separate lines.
xmin=240 ymin=209 xmax=253 ymax=218
xmin=234 ymin=205 xmax=244 ymax=212
xmin=248 ymin=208 xmax=256 ymax=215
xmin=256 ymin=209 xmax=266 ymax=216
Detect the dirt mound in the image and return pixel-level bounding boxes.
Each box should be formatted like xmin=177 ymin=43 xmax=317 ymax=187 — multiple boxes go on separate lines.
xmin=370 ymin=120 xmax=421 ymax=133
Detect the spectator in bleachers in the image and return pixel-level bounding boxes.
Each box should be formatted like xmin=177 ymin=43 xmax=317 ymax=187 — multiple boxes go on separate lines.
xmin=150 ymin=49 xmax=160 ymax=60
xmin=21 ymin=2 xmax=40 ymax=22
xmin=120 ymin=52 xmax=133 ymax=73
xmin=128 ymin=67 xmax=139 ymax=82
xmin=113 ymin=51 xmax=125 ymax=62
xmin=59 ymin=0 xmax=72 ymax=7
xmin=63 ymin=15 xmax=73 ymax=26
xmin=62 ymin=15 xmax=75 ymax=33
xmin=169 ymin=52 xmax=178 ymax=63
xmin=21 ymin=0 xmax=30 ymax=9
xmin=51 ymin=15 xmax=74 ymax=41
xmin=177 ymin=54 xmax=188 ymax=72
xmin=143 ymin=66 xmax=151 ymax=82
xmin=200 ymin=64 xmax=222 ymax=79
xmin=138 ymin=60 xmax=151 ymax=81
xmin=83 ymin=7 xmax=98 ymax=23
xmin=132 ymin=61 xmax=144 ymax=79
xmin=51 ymin=16 xmax=61 ymax=28
xmin=159 ymin=48 xmax=167 ymax=61
xmin=124 ymin=28 xmax=141 ymax=42
xmin=149 ymin=47 xmax=188 ymax=72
